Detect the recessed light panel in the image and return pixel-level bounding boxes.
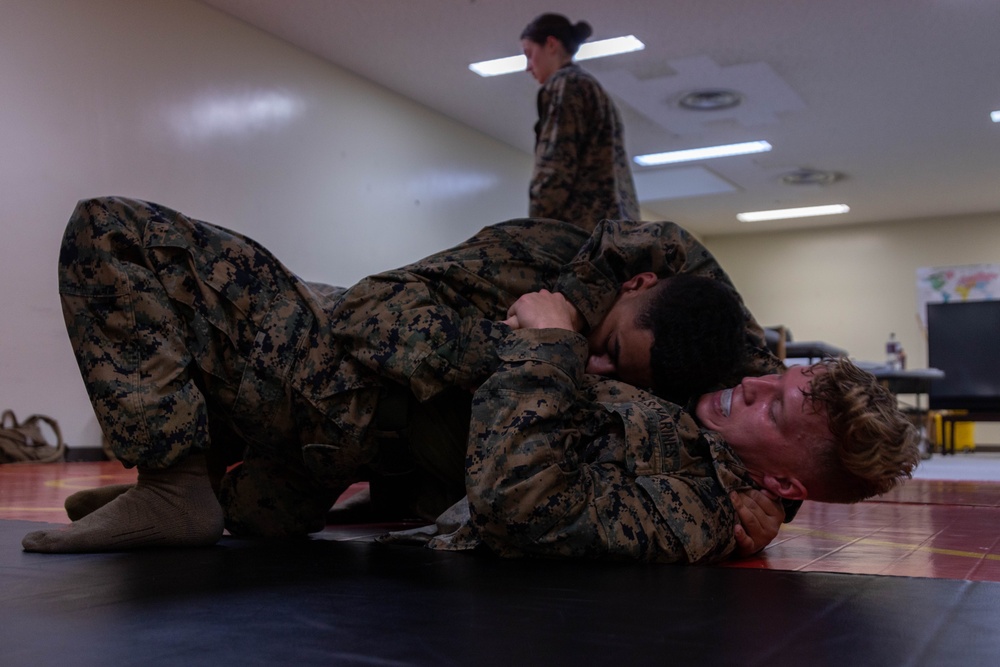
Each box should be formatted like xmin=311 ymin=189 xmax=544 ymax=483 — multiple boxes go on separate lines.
xmin=634 ymin=141 xmax=772 ymax=167
xmin=737 ymin=204 xmax=850 ymax=222
xmin=469 ymin=36 xmax=644 ymax=77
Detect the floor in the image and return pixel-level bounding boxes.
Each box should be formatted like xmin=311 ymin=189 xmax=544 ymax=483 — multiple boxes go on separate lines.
xmin=912 ymin=450 xmax=1000 ymax=481
xmin=3 ymin=457 xmax=1000 ymax=665
xmin=724 ymin=450 xmax=1000 ymax=581
xmin=3 ymin=452 xmax=1000 ymax=581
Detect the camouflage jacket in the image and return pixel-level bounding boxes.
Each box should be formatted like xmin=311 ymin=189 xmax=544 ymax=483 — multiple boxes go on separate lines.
xmin=299 ymin=217 xmax=783 ymax=527
xmin=309 ymin=218 xmax=782 ymax=436
xmin=389 ymin=328 xmax=758 ymax=564
xmin=530 ymin=63 xmax=640 ymax=232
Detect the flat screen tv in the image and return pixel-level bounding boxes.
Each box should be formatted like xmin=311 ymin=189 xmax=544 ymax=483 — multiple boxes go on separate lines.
xmin=927 ymin=300 xmax=1000 ymax=411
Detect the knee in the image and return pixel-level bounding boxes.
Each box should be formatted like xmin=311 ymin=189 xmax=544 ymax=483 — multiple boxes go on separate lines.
xmin=62 ymin=199 xmax=104 ymax=254
xmin=63 ymin=197 xmax=147 ymax=249
xmin=59 ymin=198 xmax=149 ymax=290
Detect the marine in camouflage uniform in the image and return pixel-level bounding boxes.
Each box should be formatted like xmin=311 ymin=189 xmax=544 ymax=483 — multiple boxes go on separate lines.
xmin=398 ymin=329 xmax=761 ymax=564
xmin=54 ymin=196 xmax=780 ymax=544
xmin=530 ymin=63 xmax=640 ymax=232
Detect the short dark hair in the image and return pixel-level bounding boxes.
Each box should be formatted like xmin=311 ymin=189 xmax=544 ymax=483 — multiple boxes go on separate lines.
xmin=637 ymin=275 xmax=745 ymax=405
xmin=520 ymin=14 xmax=593 ymax=56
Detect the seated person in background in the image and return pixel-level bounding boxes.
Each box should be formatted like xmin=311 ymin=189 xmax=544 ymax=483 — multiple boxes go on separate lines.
xmin=23 ymin=197 xmax=783 ymax=556
xmin=395 ymin=290 xmax=920 ymax=564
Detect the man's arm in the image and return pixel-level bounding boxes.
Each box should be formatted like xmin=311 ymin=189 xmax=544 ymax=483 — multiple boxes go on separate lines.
xmin=465 ymin=328 xmax=739 ymax=564
xmin=504 ymin=288 xmax=789 ymax=554
xmin=731 ymin=489 xmax=785 ymax=557
xmin=529 ymin=71 xmax=590 ymax=220
xmin=331 ymin=222 xmax=587 ymax=401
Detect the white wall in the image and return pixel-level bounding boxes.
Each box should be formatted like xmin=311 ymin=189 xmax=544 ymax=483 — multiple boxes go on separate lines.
xmin=4 ymin=0 xmax=996 ymax=452
xmin=0 ymin=0 xmax=533 ymax=449
xmin=704 ymin=213 xmax=1000 ymax=443
xmin=704 ymin=213 xmax=1000 ymax=368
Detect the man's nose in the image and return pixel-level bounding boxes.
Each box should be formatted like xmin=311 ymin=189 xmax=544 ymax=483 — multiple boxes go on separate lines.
xmin=740 ymin=375 xmax=772 ymax=403
xmin=586 ymin=354 xmax=616 ymax=377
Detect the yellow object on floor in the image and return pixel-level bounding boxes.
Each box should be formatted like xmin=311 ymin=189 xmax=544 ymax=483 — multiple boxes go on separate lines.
xmin=933 ymin=411 xmax=976 ymax=452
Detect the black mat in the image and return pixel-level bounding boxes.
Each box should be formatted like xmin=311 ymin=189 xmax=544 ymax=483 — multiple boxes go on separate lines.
xmin=4 ymin=520 xmax=999 ymax=666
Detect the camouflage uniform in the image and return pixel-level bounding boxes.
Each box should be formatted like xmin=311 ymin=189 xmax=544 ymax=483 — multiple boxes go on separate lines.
xmin=59 ymin=197 xmax=780 ymax=539
xmin=415 ymin=328 xmax=758 ymax=564
xmin=530 ymin=63 xmax=640 ymax=232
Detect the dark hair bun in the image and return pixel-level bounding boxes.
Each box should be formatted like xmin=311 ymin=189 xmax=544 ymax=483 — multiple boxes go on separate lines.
xmin=521 ymin=14 xmax=592 ymax=56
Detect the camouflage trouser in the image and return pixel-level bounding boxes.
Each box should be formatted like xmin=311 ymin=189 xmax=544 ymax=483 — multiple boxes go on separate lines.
xmin=59 ymin=197 xmax=371 ymax=536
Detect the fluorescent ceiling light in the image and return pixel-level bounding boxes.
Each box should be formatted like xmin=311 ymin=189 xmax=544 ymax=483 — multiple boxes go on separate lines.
xmin=992 ymin=110 xmax=1000 ymax=123
xmin=737 ymin=204 xmax=850 ymax=223
xmin=470 ymin=55 xmax=525 ymax=77
xmin=634 ymin=141 xmax=772 ymax=167
xmin=577 ymin=36 xmax=645 ymax=60
xmin=469 ymin=35 xmax=644 ymax=77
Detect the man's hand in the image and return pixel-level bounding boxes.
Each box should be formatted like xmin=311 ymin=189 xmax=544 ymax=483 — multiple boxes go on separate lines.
xmin=503 ymin=290 xmax=584 ymax=332
xmin=731 ymin=489 xmax=785 ymax=558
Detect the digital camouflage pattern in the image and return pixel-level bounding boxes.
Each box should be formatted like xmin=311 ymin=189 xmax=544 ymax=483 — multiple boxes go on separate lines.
xmin=530 ymin=63 xmax=640 ymax=232
xmin=59 ymin=197 xmax=780 ymax=546
xmin=459 ymin=329 xmax=758 ymax=564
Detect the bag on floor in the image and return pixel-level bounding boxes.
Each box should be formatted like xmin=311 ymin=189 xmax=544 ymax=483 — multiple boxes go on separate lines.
xmin=0 ymin=410 xmax=67 ymax=464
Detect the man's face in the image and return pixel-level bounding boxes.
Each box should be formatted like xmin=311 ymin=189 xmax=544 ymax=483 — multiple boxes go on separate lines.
xmin=585 ymin=287 xmax=654 ymax=389
xmin=695 ymin=365 xmax=831 ymax=475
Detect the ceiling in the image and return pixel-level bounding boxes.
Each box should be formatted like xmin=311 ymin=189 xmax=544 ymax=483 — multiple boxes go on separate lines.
xmin=197 ymin=0 xmax=1000 ymax=237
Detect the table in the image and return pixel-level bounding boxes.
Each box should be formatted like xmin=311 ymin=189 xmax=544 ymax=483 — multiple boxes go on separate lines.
xmin=871 ymin=367 xmax=945 ymax=409
xmin=783 ymin=341 xmax=849 ymax=363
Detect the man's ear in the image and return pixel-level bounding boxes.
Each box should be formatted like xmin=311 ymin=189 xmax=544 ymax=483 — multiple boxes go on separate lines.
xmin=760 ymin=475 xmax=808 ymax=501
xmin=621 ymin=272 xmax=660 ymax=293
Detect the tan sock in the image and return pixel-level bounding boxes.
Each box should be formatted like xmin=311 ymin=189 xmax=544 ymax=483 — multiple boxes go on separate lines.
xmin=64 ymin=484 xmax=134 ymax=521
xmin=22 ymin=453 xmax=224 ymax=553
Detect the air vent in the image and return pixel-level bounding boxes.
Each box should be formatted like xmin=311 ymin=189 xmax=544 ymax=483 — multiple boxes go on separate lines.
xmin=779 ymin=169 xmax=842 ymax=186
xmin=677 ymin=89 xmax=743 ymax=111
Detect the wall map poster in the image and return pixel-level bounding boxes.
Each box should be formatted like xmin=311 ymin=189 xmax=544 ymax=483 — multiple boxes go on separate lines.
xmin=917 ymin=263 xmax=1000 ymax=325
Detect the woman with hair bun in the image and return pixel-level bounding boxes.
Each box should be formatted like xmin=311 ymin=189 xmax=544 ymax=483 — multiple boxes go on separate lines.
xmin=520 ymin=13 xmax=639 ymax=232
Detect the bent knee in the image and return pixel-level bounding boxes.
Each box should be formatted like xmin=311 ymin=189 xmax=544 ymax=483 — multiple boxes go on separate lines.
xmin=59 ymin=197 xmax=154 ymax=293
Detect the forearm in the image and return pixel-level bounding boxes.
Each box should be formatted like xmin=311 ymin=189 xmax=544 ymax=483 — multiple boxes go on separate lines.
xmin=555 ymin=221 xmax=722 ymax=327
xmin=334 ymin=273 xmax=507 ymax=400
xmin=529 ymin=137 xmax=578 ymax=220
xmin=466 ymin=329 xmax=721 ymax=563
xmin=529 ymin=78 xmax=585 ymax=221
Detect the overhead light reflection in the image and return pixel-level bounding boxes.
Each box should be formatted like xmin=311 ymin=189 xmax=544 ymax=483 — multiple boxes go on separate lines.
xmin=408 ymin=170 xmax=498 ymax=199
xmin=167 ymin=90 xmax=305 ymax=140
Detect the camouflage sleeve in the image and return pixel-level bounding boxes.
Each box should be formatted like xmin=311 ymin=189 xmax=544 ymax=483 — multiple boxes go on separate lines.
xmin=330 ymin=222 xmax=589 ymax=402
xmin=554 ymin=220 xmax=784 ymax=380
xmin=465 ymin=328 xmax=736 ymax=563
xmin=528 ymin=73 xmax=591 ymax=220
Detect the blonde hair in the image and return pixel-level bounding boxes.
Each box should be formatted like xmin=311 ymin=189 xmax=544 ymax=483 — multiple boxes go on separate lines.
xmin=801 ymin=357 xmax=921 ymax=503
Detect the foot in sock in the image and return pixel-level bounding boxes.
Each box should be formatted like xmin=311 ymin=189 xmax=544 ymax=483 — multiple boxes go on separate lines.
xmin=22 ymin=453 xmax=224 ymax=553
xmin=64 ymin=484 xmax=133 ymax=521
